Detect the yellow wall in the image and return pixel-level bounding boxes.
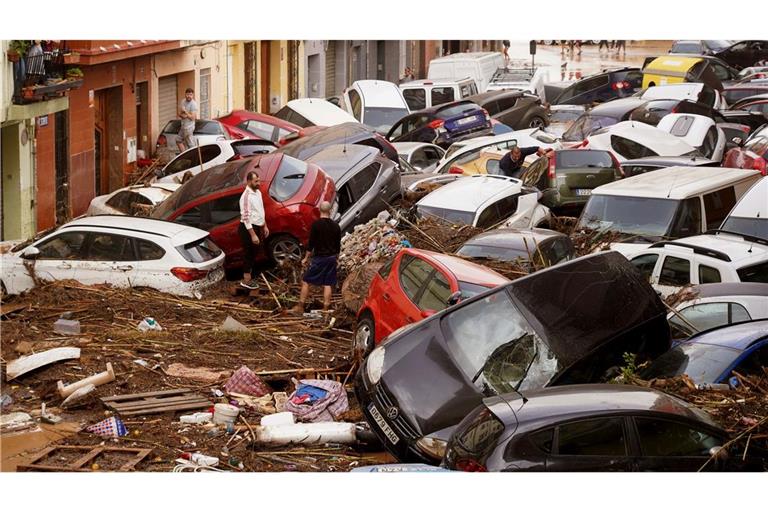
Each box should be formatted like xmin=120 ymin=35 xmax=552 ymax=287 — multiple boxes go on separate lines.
xmin=269 ymin=41 xmax=282 ymax=113
xmin=229 ymin=41 xmax=245 ymax=112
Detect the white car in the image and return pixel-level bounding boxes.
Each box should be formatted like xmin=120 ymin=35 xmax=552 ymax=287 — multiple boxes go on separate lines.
xmin=627 ymin=232 xmax=768 ymax=297
xmin=273 ymin=98 xmax=358 ymax=128
xmin=583 ymin=121 xmax=699 ymax=162
xmin=636 ymin=83 xmax=727 ymax=110
xmin=399 ymin=77 xmax=479 ymax=111
xmin=657 ymin=113 xmax=726 ymax=161
xmin=486 ymin=64 xmax=551 ymax=99
xmin=0 ymin=216 xmax=225 ymax=298
xmin=392 ymin=142 xmax=445 ymax=172
xmin=154 ymin=140 xmax=275 ymax=184
xmin=155 ymin=119 xmax=231 ymax=157
xmin=415 ymin=174 xmax=551 ymax=229
xmin=665 ymin=282 xmax=768 ymax=338
xmin=720 ymin=176 xmax=768 ymax=239
xmin=427 ymin=52 xmax=505 ymax=93
xmin=86 ymin=183 xmax=181 ymax=216
xmin=339 ymin=80 xmax=410 ymax=134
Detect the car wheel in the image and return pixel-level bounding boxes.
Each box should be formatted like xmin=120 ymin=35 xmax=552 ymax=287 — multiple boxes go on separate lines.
xmin=355 ymin=313 xmax=376 ymax=357
xmin=528 ymin=116 xmax=546 ymax=128
xmin=267 ymin=234 xmax=302 ymax=266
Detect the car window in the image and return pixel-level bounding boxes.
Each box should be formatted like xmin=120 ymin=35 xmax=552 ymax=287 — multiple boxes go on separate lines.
xmin=703 ymin=187 xmax=736 ymax=230
xmin=36 ymin=232 xmax=88 ymax=260
xmin=746 ymin=103 xmax=768 ymax=114
xmin=398 ymin=255 xmax=436 ymax=304
xmin=669 ymin=197 xmax=703 ymax=238
xmin=378 ymin=256 xmax=395 ymax=280
xmin=529 ymin=428 xmax=554 ymax=454
xmin=347 ymin=163 xmax=380 ymax=201
xmin=630 ymin=253 xmax=659 ymax=281
xmin=701 ymin=126 xmax=719 ymax=159
xmin=482 ymin=100 xmax=500 ymax=116
xmin=208 ymin=195 xmax=241 ymax=226
xmin=709 ymin=62 xmax=732 ymax=81
xmin=671 ymin=302 xmax=751 ymax=337
xmin=418 ymin=271 xmax=452 ymax=311
xmin=698 ymin=265 xmax=722 ymax=284
xmin=136 ymin=239 xmax=166 ymax=261
xmin=556 ymin=150 xmax=615 ymax=169
xmin=737 ymin=260 xmax=768 ymax=283
xmin=269 ymin=155 xmax=308 ymax=202
xmin=733 ymin=345 xmax=768 ymax=378
xmin=485 ymin=158 xmax=501 ymax=175
xmin=673 ymin=42 xmax=703 ymax=54
xmin=175 ymin=205 xmax=203 ymax=228
xmin=610 ymin=135 xmax=658 ymax=160
xmin=476 ymin=195 xmax=519 ymax=229
xmin=522 ymin=157 xmax=549 ymax=188
xmin=105 ymin=191 xmax=153 ymax=214
xmin=634 ymin=418 xmax=722 ymax=457
xmin=659 ymin=256 xmax=691 ymax=286
xmin=556 ymin=418 xmax=627 ymax=456
xmin=496 ymin=96 xmax=519 ymax=111
xmin=402 ymin=89 xmax=426 ymax=111
xmin=85 ymin=233 xmax=135 ymax=261
xmin=539 ymin=237 xmax=575 ymax=266
xmin=431 ymin=87 xmax=455 ymax=106
xmin=242 ymin=120 xmax=276 ymax=141
xmin=745 ymin=136 xmax=768 ymax=157
xmin=668 ymin=116 xmax=695 ymax=137
xmin=160 ymin=151 xmax=200 ymax=178
xmin=176 ymin=237 xmax=222 ymax=263
xmin=348 ymin=88 xmax=362 ymax=120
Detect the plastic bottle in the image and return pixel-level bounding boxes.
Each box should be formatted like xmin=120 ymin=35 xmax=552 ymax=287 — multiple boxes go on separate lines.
xmin=181 ymin=452 xmax=219 ymax=467
xmin=137 ymin=317 xmax=162 ymax=332
xmin=179 ymin=412 xmax=213 ymax=424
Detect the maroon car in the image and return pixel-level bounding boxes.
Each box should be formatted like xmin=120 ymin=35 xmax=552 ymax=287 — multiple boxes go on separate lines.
xmin=723 ymin=124 xmax=768 ymax=175
xmin=151 ymin=153 xmax=336 ymax=269
xmin=217 ymin=110 xmax=322 ymax=147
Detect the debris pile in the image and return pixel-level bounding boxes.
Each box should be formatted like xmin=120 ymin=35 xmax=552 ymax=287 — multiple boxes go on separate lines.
xmin=339 ymin=211 xmax=406 ymax=274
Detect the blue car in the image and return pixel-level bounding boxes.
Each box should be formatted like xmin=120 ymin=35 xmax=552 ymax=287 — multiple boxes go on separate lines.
xmin=641 ymin=320 xmax=768 ymax=386
xmin=386 ymin=100 xmax=493 ymax=149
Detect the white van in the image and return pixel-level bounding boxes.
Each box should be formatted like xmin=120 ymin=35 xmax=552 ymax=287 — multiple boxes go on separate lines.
xmin=274 ymin=98 xmax=358 ymax=128
xmin=339 ymin=80 xmax=410 ymax=134
xmin=720 ymin=176 xmax=768 ymax=239
xmin=399 ymin=78 xmax=479 ymax=111
xmin=427 ymin=52 xmax=505 ymax=93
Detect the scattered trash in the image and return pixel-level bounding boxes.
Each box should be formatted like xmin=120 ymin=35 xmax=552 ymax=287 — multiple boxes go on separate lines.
xmin=137 ymin=317 xmax=162 ymax=332
xmin=290 ymin=383 xmax=329 ymax=405
xmin=254 ymin=421 xmax=356 ymax=445
xmin=102 ymin=389 xmax=212 ymax=416
xmin=283 ymin=379 xmax=349 ymax=423
xmin=85 ymin=416 xmax=128 ymax=438
xmin=350 ymin=463 xmax=451 ymax=472
xmin=273 ymin=392 xmax=289 ymax=413
xmin=165 ymin=363 xmax=231 ymax=383
xmin=180 ymin=412 xmax=214 ymax=424
xmin=220 ymin=315 xmax=249 ymax=332
xmin=61 ymin=384 xmax=97 ymax=409
xmin=339 ymin=211 xmax=405 ymax=273
xmin=57 ymin=362 xmax=116 ymax=398
xmin=40 ymin=403 xmax=62 ymax=424
xmin=59 ymin=311 xmax=75 ymax=320
xmin=0 ymin=412 xmax=35 ymax=433
xmin=1 ymin=393 xmax=13 ymax=410
xmin=229 ymin=392 xmax=276 ymax=415
xmin=6 ymin=347 xmax=81 ymax=380
xmin=213 ymin=403 xmax=240 ymax=425
xmin=223 ymin=366 xmax=271 ymax=397
xmin=180 ymin=452 xmax=220 ymax=467
xmin=260 ymin=412 xmax=295 ymax=427
xmin=53 ymin=318 xmax=81 ymax=335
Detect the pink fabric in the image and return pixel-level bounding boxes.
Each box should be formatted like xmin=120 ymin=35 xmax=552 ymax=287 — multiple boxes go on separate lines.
xmin=283 ymin=379 xmax=349 ymax=423
xmin=223 ymin=366 xmax=271 ymax=397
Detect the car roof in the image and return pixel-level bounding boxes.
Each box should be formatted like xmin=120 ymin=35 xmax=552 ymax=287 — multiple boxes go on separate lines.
xmin=727 ymin=177 xmax=768 ymax=219
xmin=430 ymin=52 xmax=499 ymax=62
xmin=400 ymin=77 xmax=474 ymax=87
xmin=592 ymin=166 xmax=760 ymax=200
xmin=590 ymin=120 xmax=697 ymax=154
xmin=409 ymin=248 xmax=509 ymax=286
xmin=467 ymin=90 xmax=525 ymax=103
xmin=61 ymin=215 xmax=209 ymax=246
xmin=646 ymin=55 xmax=704 ymax=70
xmin=590 ymin=97 xmax=649 ymax=116
xmin=350 ymin=80 xmax=407 ymax=108
xmin=462 ymin=228 xmax=564 ymax=250
xmin=411 ymin=99 xmax=478 ymax=116
xmin=686 ymin=282 xmax=768 ymax=299
xmin=392 ymin=142 xmax=440 ymax=154
xmin=219 ymin=110 xmax=300 ymax=131
xmin=639 ymin=82 xmax=706 ymax=99
xmin=653 ymin=233 xmax=768 ymax=264
xmin=416 ymin=175 xmax=521 ymax=212
xmin=487 ymin=384 xmax=719 ymax=429
xmin=305 ymin=144 xmax=379 ymax=180
xmin=685 ymin=319 xmax=768 ymax=350
xmin=621 ymin=155 xmax=717 ymax=167
xmin=285 ymin=99 xmax=358 ymax=124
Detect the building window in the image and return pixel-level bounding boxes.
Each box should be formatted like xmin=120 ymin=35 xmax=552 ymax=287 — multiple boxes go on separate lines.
xmin=200 ymin=68 xmax=211 ymax=120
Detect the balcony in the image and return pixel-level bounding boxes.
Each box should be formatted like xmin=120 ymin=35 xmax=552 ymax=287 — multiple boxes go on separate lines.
xmin=9 ymin=43 xmax=84 ymax=106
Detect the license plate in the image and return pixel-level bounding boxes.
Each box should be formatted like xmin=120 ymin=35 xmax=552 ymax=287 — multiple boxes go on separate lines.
xmin=368 ymin=404 xmax=400 ymax=445
xmin=574 ymin=189 xmax=592 ymax=196
xmin=456 ymin=116 xmax=477 ymax=126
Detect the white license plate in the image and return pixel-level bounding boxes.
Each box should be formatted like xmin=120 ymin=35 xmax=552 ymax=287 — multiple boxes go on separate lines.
xmin=456 ymin=116 xmax=477 ymax=126
xmin=574 ymin=189 xmax=592 ymax=196
xmin=368 ymin=404 xmax=400 ymax=445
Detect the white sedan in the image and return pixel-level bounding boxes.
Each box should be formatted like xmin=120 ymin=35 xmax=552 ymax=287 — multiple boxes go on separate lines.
xmin=583 ymin=121 xmax=699 ymax=162
xmin=86 ymin=183 xmax=181 ymax=216
xmin=155 ymin=140 xmax=276 ymax=184
xmin=657 ymin=113 xmax=726 ymax=162
xmin=0 ymin=216 xmax=225 ymax=298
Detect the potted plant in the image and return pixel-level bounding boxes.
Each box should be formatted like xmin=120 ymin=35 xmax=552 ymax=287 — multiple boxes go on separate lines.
xmin=6 ymin=40 xmax=29 ymax=63
xmin=66 ymin=67 xmax=83 ymax=80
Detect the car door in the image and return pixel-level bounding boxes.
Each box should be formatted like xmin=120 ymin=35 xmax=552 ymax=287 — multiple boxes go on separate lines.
xmin=629 ymin=252 xmax=661 ymax=283
xmin=544 ymin=417 xmax=634 ymax=471
xmin=630 ymin=416 xmax=725 ymax=471
xmin=198 ymin=195 xmax=244 ymax=264
xmin=27 ymin=231 xmax=89 ymax=284
xmin=702 ymin=186 xmax=737 ymax=231
xmin=340 ymin=163 xmax=381 ymax=232
xmin=76 ymin=232 xmax=139 ymax=287
xmin=655 ymin=254 xmax=694 ymax=296
xmin=379 ymin=254 xmax=438 ymax=336
xmin=131 ymin=237 xmax=171 ymax=289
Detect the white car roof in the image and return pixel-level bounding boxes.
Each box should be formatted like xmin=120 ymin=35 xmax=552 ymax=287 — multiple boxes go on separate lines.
xmin=657 ymin=113 xmax=716 ymax=148
xmin=726 ymin=177 xmax=768 ymax=219
xmin=654 ymin=233 xmax=768 ymax=265
xmin=588 ymin=120 xmax=698 ymax=156
xmin=417 ymin=175 xmax=522 ymax=212
xmin=350 ymin=80 xmax=408 ymax=109
xmin=430 ymin=52 xmax=500 ymax=63
xmin=639 ymin=83 xmax=705 ymax=101
xmin=61 ymin=216 xmax=210 ymax=247
xmin=592 ymin=166 xmax=762 ymax=200
xmin=284 ymin=99 xmax=358 ymax=126
xmin=399 ymin=77 xmax=475 ymax=88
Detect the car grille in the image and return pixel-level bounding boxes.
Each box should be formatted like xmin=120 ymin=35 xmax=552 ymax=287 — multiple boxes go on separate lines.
xmin=374 ymin=384 xmax=420 ymax=441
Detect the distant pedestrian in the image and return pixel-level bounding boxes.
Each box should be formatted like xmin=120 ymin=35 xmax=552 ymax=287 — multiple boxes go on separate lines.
xmin=400 ymin=66 xmax=415 ymax=84
xmin=499 ymin=146 xmax=553 ymax=179
xmin=615 ymin=40 xmax=626 ymax=55
xmin=177 ymin=87 xmax=198 ymax=153
xmin=598 ymin=40 xmax=610 ymax=52
xmin=291 ymin=201 xmax=341 ymax=314
xmin=238 ymin=171 xmax=269 ymax=290
xmin=502 ymin=39 xmax=511 ymax=66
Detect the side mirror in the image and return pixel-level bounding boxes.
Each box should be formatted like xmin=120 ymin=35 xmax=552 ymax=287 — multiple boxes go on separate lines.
xmin=420 ymin=309 xmax=437 ymax=319
xmin=447 ymin=291 xmax=463 ymax=306
xmin=21 ymin=246 xmax=40 ymax=259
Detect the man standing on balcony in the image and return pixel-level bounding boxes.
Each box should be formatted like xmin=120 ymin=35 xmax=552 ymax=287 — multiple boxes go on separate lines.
xmin=177 ymin=88 xmax=198 ymax=152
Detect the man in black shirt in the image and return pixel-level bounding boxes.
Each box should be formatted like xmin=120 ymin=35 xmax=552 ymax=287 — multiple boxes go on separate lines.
xmin=291 ymin=201 xmax=342 ymax=314
xmin=498 ymin=146 xmax=553 ymax=179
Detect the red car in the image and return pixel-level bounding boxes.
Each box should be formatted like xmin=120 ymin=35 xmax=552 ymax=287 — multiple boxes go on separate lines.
xmin=151 ymin=153 xmax=336 ymax=269
xmin=217 ymin=110 xmax=321 ymax=146
xmin=354 ymin=248 xmax=509 ymax=354
xmin=723 ymin=124 xmax=768 ymax=175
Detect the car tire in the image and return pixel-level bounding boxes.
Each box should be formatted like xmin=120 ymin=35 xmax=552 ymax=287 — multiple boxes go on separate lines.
xmin=267 ymin=234 xmax=302 ymax=266
xmin=355 ymin=313 xmax=376 ymax=357
xmin=528 ymin=116 xmax=546 ymax=129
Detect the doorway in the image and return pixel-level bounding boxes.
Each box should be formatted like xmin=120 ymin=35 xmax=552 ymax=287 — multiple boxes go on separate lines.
xmin=260 ymin=42 xmax=270 ymax=113
xmin=93 ymin=86 xmax=124 ymax=195
xmin=135 ymin=82 xmax=149 ymax=158
xmin=54 ymin=110 xmax=70 ymax=225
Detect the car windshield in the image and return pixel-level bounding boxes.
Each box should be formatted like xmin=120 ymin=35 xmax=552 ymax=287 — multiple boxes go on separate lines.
xmin=442 ymin=289 xmax=558 ymax=394
xmin=705 ymin=40 xmax=731 ymax=51
xmin=268 ymin=155 xmax=308 ymax=202
xmin=550 ymin=110 xmax=583 ymax=123
xmin=416 ymin=205 xmax=475 ymax=226
xmin=720 ymin=217 xmax=768 ymax=240
xmin=364 ymin=107 xmax=409 ymax=133
xmin=639 ymin=343 xmax=741 ymax=383
xmin=456 ymin=244 xmax=529 ymax=262
xmin=556 ymin=150 xmax=614 ymax=169
xmin=562 ymin=115 xmax=619 ymax=142
xmin=577 ymin=195 xmax=681 ymax=240
xmin=164 ymin=120 xmax=224 ymax=135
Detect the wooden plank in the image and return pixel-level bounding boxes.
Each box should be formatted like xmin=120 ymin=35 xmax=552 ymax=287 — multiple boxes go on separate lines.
xmin=16 ymin=446 xmax=152 ymax=472
xmin=0 ymin=302 xmax=30 ymax=317
xmin=101 ymin=388 xmax=192 ymax=402
xmin=69 ymin=447 xmax=103 ymax=469
xmin=119 ymin=448 xmax=153 ymax=471
xmin=108 ymin=396 xmax=211 ymax=412
xmin=116 ymin=401 xmax=213 ymax=416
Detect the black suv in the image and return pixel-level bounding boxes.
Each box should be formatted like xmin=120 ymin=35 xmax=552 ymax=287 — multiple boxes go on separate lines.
xmin=551 ymin=67 xmax=643 ymax=106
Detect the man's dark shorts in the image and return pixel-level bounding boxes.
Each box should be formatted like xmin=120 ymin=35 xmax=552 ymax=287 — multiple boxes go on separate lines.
xmin=303 ymin=255 xmax=338 ymax=286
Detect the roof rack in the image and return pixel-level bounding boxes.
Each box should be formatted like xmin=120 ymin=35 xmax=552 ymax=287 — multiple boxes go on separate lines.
xmin=648 ymin=241 xmax=732 ymax=262
xmin=705 ymin=229 xmax=768 ymax=246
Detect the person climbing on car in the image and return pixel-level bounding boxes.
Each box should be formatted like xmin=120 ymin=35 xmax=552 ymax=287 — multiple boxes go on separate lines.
xmin=499 ymin=146 xmax=553 ymax=179
xmin=238 ymin=171 xmax=269 ymax=290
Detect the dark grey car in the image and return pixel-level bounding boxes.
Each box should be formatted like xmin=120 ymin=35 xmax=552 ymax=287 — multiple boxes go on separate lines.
xmin=466 ymin=90 xmax=549 ymax=129
xmin=306 ymin=145 xmax=401 ymax=233
xmin=455 ymin=228 xmax=575 ymax=269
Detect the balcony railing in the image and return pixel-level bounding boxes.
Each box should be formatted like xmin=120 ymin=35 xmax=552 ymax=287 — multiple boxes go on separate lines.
xmin=10 ymin=43 xmax=84 ymax=105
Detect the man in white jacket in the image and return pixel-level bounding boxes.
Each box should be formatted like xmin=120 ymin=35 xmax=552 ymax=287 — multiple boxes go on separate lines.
xmin=238 ymin=171 xmax=269 ymax=289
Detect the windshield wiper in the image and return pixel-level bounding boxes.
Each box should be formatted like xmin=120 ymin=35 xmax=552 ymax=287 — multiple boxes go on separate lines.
xmin=471 ymin=335 xmax=526 ymax=385
xmin=514 ymin=343 xmax=539 ymax=392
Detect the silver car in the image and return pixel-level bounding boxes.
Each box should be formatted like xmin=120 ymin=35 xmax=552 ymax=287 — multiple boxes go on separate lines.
xmin=306 ymin=144 xmax=401 ymax=233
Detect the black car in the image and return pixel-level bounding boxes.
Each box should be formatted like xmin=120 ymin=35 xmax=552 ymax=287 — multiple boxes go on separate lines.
xmin=630 ymin=99 xmax=721 ymax=126
xmin=455 ymin=228 xmax=575 ymax=269
xmin=355 ymin=252 xmax=671 ymax=463
xmin=723 ymin=84 xmax=768 ymax=106
xmin=620 ymin=155 xmax=719 ymax=177
xmin=442 ymin=384 xmax=765 ymax=472
xmin=711 ymin=40 xmax=768 ymax=71
xmin=669 ymin=40 xmax=732 ymax=57
xmin=561 ymin=97 xmax=648 ymax=142
xmin=465 ymin=90 xmax=549 ymax=129
xmin=277 ymin=122 xmax=399 ymax=162
xmin=551 ymin=67 xmax=643 ymax=106
xmin=386 ymin=100 xmax=493 ymax=149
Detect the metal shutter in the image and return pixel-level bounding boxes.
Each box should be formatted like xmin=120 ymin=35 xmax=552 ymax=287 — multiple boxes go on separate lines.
xmin=325 ymin=42 xmax=336 ymax=96
xmin=158 ymin=76 xmax=178 ymax=130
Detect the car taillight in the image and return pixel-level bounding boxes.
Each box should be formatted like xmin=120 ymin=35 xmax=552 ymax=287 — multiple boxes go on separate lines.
xmin=454 ymin=458 xmax=487 ymax=472
xmin=227 ymin=154 xmax=243 ymax=162
xmin=740 ymin=125 xmax=751 ymax=133
xmin=576 ymin=139 xmax=589 ymax=149
xmin=171 ymin=267 xmax=210 ymax=282
xmin=611 ymin=81 xmax=631 ymax=90
xmin=428 ymin=119 xmax=445 ymax=129
xmin=548 ymin=153 xmax=556 ymax=179
xmin=449 ymin=166 xmax=464 ymax=174
xmin=754 ymin=157 xmax=767 ymax=176
xmin=157 ymin=134 xmax=167 ymax=147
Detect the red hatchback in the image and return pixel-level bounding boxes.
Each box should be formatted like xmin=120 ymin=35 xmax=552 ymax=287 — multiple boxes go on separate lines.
xmin=217 ymin=110 xmax=314 ymax=146
xmin=151 ymin=153 xmax=336 ymax=269
xmin=354 ymin=248 xmax=509 ymax=354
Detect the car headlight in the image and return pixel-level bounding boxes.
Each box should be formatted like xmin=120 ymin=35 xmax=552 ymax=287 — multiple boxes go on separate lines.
xmin=416 ymin=436 xmax=448 ymax=460
xmin=366 ymin=346 xmax=386 ymax=385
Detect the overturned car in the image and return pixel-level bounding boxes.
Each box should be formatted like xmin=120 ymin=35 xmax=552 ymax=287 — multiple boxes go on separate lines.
xmin=355 ymin=251 xmax=671 ymax=464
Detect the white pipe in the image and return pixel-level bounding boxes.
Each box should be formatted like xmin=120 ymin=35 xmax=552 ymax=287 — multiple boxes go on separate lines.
xmin=255 ymin=422 xmax=356 ymax=445
xmin=57 ymin=362 xmax=115 ymax=398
